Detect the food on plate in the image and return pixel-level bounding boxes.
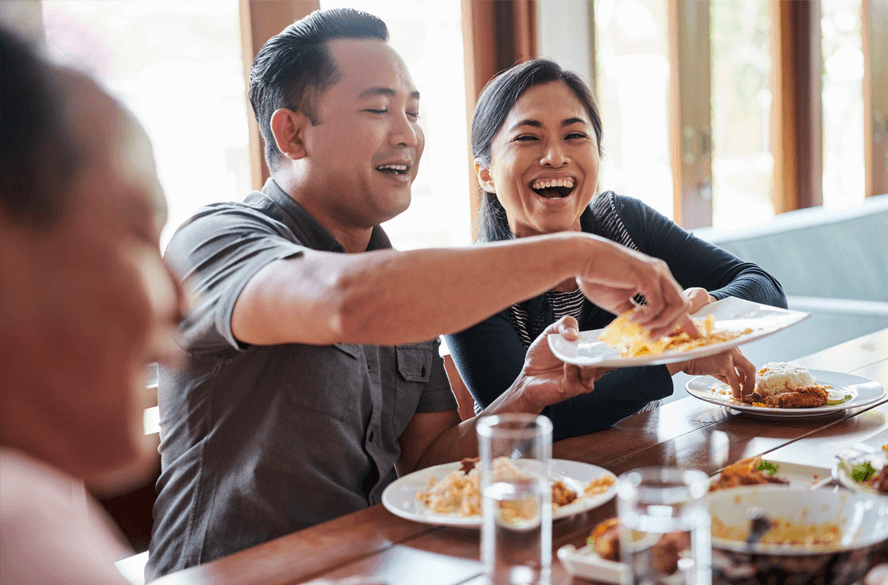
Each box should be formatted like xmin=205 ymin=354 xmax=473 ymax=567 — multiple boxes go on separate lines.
xmin=598 ymin=309 xmax=751 ymax=358
xmin=552 ymin=480 xmax=578 ymax=507
xmin=584 ymin=474 xmax=616 ymax=496
xmin=842 ymin=458 xmax=888 ymax=493
xmin=711 ymin=514 xmax=841 ymax=546
xmin=586 ymin=517 xmax=690 ymax=574
xmin=711 ymin=362 xmax=847 ymax=409
xmin=587 ymin=517 xmax=621 ymax=561
xmin=709 ymin=457 xmax=789 ymax=491
xmin=415 ymin=458 xmax=615 ymax=518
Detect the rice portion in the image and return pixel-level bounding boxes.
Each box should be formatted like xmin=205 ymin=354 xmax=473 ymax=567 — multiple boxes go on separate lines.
xmin=755 ymin=362 xmax=817 ymax=398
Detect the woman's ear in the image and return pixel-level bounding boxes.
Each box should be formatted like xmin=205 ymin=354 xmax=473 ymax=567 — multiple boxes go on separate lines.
xmin=270 ymin=108 xmax=309 ymax=161
xmin=475 ymin=160 xmax=496 ymax=193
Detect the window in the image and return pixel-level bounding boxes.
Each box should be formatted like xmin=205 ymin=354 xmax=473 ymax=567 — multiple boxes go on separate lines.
xmin=41 ymin=0 xmax=252 ymax=248
xmin=593 ymin=0 xmax=673 ymax=220
xmin=821 ymin=0 xmax=865 ymax=210
xmin=711 ymin=0 xmax=774 ymax=229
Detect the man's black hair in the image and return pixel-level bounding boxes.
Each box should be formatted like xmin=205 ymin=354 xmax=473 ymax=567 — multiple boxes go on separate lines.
xmin=248 ymin=8 xmax=389 ymax=171
xmin=0 ymin=27 xmax=80 ymax=227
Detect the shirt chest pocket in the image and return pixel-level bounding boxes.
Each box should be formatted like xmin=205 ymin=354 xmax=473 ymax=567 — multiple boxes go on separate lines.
xmin=396 ymin=345 xmax=433 ymax=383
xmin=390 ymin=343 xmax=435 ymax=433
xmin=284 ymin=343 xmax=366 ymax=422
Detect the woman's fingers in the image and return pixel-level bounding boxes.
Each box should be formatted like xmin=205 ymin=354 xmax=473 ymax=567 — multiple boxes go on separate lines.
xmin=562 ymin=363 xmax=599 ymax=395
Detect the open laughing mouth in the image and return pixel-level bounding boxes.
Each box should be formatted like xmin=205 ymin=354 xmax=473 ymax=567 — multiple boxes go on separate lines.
xmin=531 ymin=177 xmax=576 ymax=199
xmin=376 ymin=164 xmax=410 ymax=176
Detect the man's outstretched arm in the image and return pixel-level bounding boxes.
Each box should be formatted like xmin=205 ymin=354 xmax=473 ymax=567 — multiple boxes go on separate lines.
xmin=231 ymin=232 xmax=694 ymax=347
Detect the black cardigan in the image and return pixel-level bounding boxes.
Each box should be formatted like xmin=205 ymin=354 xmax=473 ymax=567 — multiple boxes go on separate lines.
xmin=445 ymin=193 xmax=787 ymax=442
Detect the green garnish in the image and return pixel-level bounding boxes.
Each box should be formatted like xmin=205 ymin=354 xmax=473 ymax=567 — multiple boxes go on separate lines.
xmin=757 ymin=460 xmax=779 ymax=475
xmin=826 ymin=394 xmax=852 ymax=406
xmin=850 ymin=461 xmax=877 ymax=482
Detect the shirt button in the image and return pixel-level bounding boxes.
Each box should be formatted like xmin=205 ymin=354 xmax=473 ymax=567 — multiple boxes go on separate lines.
xmin=421 ymin=366 xmax=427 ymax=377
xmin=368 ymin=430 xmax=375 ymax=442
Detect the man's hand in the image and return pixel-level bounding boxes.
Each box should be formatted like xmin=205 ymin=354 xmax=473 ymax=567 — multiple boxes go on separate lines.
xmin=515 ymin=316 xmax=610 ymax=412
xmin=575 ymin=241 xmax=692 ymax=338
xmin=666 ymin=288 xmax=755 ymax=400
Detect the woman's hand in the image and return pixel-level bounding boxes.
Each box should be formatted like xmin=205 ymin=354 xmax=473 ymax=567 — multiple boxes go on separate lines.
xmin=666 ymin=288 xmax=755 ymax=400
xmin=515 ymin=316 xmax=610 ymax=411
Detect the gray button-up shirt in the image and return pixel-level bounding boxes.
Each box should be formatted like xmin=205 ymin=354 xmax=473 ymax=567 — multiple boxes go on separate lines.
xmin=147 ymin=180 xmax=456 ymax=579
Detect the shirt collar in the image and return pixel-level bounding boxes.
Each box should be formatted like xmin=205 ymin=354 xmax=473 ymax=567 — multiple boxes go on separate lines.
xmin=260 ymin=178 xmax=393 ymax=253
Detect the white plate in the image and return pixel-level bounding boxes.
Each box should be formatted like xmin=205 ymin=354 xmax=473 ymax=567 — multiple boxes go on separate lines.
xmin=381 ymin=459 xmax=616 ymax=528
xmin=547 ymin=297 xmax=809 ymax=368
xmin=709 ymin=459 xmax=832 ymax=489
xmin=686 ymin=369 xmax=886 ymax=418
xmin=557 ymin=544 xmax=629 ymax=585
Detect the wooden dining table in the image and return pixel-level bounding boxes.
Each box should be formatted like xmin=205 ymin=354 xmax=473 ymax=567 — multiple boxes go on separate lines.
xmin=153 ymin=327 xmax=888 ymax=585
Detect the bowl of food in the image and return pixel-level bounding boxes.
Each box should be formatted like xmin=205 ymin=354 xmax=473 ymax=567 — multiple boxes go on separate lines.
xmin=706 ymin=486 xmax=888 ymax=585
xmin=835 ymin=452 xmax=888 ymax=497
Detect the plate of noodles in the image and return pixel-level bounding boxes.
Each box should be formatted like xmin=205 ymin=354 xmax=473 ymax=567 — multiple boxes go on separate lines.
xmin=686 ymin=365 xmax=885 ymax=418
xmin=547 ymin=297 xmax=809 ymax=368
xmin=381 ymin=458 xmax=617 ymax=528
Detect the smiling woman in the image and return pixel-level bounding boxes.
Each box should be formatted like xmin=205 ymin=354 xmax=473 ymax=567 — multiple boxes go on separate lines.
xmin=445 ymin=58 xmax=787 ymax=442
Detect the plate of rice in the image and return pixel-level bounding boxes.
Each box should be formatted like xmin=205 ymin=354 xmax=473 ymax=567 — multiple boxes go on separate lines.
xmin=686 ymin=363 xmax=885 ymax=418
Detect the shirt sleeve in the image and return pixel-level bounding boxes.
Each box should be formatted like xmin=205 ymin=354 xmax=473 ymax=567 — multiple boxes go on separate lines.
xmin=446 ymin=310 xmax=675 ymax=442
xmin=612 ymin=195 xmax=788 ymax=308
xmin=164 ymin=203 xmax=308 ymax=355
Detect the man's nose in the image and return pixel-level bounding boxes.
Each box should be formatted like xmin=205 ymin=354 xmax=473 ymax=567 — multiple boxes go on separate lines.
xmin=390 ymin=112 xmax=418 ymax=147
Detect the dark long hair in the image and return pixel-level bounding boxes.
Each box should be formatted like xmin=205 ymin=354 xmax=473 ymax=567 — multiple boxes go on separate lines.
xmin=470 ymin=59 xmax=605 ymax=340
xmin=471 ymin=58 xmax=603 ymax=244
xmin=248 ymin=8 xmax=388 ymax=171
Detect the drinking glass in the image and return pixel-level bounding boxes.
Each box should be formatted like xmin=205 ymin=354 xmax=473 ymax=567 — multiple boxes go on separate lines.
xmin=617 ymin=467 xmax=711 ymax=585
xmin=477 ymin=413 xmax=553 ymax=585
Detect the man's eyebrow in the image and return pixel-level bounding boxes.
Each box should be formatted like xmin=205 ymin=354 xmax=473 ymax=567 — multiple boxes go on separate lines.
xmin=509 ymin=117 xmax=588 ymax=132
xmin=358 ymin=87 xmax=421 ymax=100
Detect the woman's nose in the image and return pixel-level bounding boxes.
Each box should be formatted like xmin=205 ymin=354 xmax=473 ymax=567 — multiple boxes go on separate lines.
xmin=540 ymin=141 xmax=567 ymax=167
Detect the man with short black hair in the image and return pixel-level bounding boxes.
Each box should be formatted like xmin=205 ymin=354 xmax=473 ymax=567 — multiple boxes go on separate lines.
xmin=148 ymin=8 xmax=696 ymax=578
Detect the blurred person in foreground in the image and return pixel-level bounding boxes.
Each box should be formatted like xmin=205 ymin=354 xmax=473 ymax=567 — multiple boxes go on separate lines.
xmin=147 ymin=8 xmax=702 ymax=578
xmin=0 ymin=28 xmax=184 ymax=584
xmin=445 ymin=59 xmax=787 ymax=441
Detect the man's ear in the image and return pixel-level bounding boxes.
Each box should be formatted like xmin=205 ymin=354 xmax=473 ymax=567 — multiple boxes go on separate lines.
xmin=270 ymin=108 xmax=309 ymax=161
xmin=475 ymin=160 xmax=495 ymax=193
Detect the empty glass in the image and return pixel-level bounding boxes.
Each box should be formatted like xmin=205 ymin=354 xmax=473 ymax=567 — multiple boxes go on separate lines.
xmin=617 ymin=467 xmax=711 ymax=585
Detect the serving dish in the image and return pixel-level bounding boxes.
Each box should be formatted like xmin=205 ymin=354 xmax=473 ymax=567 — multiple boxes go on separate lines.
xmin=706 ymin=486 xmax=888 ymax=585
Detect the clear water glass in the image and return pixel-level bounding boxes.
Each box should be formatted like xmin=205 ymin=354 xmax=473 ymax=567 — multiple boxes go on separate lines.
xmin=617 ymin=467 xmax=711 ymax=585
xmin=477 ymin=414 xmax=553 ymax=585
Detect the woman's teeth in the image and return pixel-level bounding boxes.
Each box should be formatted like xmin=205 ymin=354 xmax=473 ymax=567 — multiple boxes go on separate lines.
xmin=531 ymin=178 xmax=576 ymax=198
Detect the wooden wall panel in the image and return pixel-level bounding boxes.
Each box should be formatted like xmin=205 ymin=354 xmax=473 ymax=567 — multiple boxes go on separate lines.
xmin=668 ymin=0 xmax=713 ymax=229
xmin=771 ymin=0 xmax=822 ymax=213
xmin=239 ymin=0 xmax=320 ymax=190
xmin=462 ymin=0 xmax=537 ymax=239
